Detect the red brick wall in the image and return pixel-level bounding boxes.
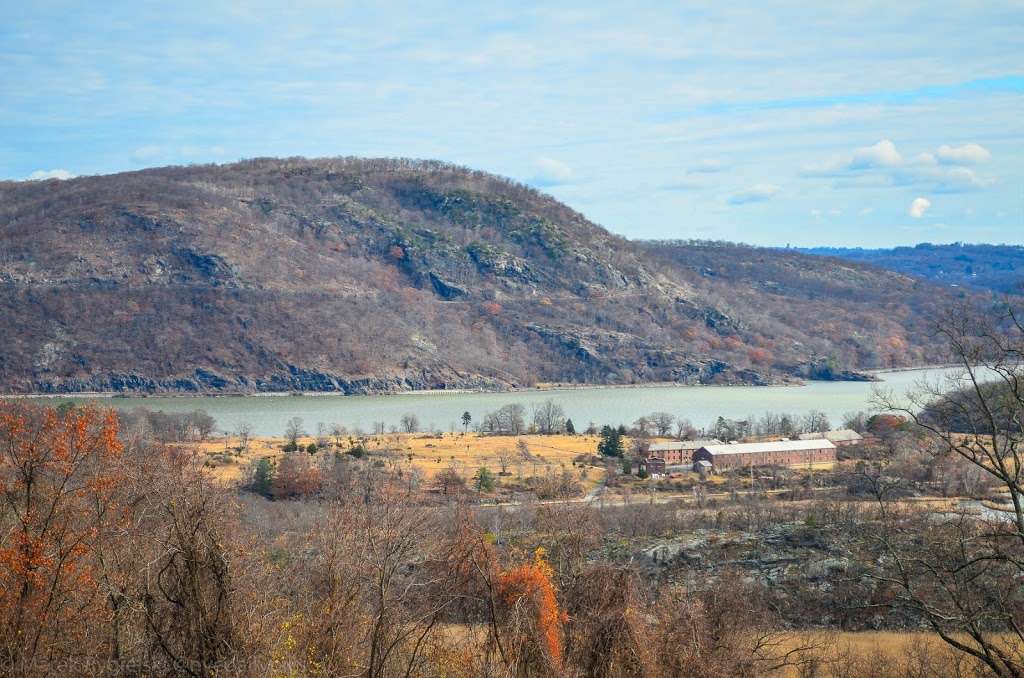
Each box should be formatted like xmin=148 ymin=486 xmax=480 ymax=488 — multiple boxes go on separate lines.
xmin=649 ymin=448 xmax=685 ymax=464
xmin=709 ymin=446 xmax=835 ymax=470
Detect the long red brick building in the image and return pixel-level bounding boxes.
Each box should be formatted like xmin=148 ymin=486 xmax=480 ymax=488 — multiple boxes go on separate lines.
xmin=646 ymin=439 xmax=723 ymax=465
xmin=693 ymin=439 xmax=836 ymax=472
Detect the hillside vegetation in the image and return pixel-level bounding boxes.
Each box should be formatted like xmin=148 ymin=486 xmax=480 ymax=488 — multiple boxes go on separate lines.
xmin=800 ymin=243 xmax=1024 ymax=295
xmin=0 ymin=157 xmax=961 ymax=394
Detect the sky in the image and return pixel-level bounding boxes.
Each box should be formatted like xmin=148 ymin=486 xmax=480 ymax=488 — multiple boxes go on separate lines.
xmin=1 ymin=1 xmax=1022 ymax=247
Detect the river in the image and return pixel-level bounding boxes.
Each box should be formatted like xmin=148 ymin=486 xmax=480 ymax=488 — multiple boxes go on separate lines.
xmin=17 ymin=367 xmax=966 ymax=437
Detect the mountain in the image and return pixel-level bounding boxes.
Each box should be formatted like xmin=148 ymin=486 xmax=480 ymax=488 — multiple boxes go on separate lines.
xmin=0 ymin=157 xmax=964 ymax=394
xmin=798 ymin=243 xmax=1024 ymax=295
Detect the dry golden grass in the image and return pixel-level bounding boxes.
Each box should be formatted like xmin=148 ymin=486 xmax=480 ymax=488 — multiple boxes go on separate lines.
xmin=384 ymin=431 xmax=607 ymax=488
xmin=777 ymin=630 xmax=1017 ymax=676
xmin=193 ymin=432 xmax=607 ymax=489
xmin=194 ymin=435 xmax=287 ymax=485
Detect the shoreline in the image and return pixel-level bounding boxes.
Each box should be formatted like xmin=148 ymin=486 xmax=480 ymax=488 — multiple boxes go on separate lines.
xmin=0 ymin=365 xmax=956 ymax=400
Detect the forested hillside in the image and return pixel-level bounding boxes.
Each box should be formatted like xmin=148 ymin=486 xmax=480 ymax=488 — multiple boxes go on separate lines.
xmin=0 ymin=158 xmax=963 ymax=394
xmin=799 ymin=243 xmax=1024 ymax=295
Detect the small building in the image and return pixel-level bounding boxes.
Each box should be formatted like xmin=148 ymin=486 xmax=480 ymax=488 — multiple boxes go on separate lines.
xmin=645 ymin=457 xmax=667 ymax=476
xmin=694 ymin=459 xmax=713 ymax=479
xmin=647 ymin=439 xmax=723 ymax=465
xmin=798 ymin=429 xmax=863 ymax=447
xmin=693 ymin=439 xmax=836 ymax=472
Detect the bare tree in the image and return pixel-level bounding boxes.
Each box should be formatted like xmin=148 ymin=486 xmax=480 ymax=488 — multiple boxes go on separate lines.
xmin=675 ymin=417 xmax=697 ymax=439
xmin=532 ymin=399 xmax=566 ymax=435
xmin=190 ymin=410 xmax=217 ymax=441
xmin=285 ymin=416 xmax=305 ymax=448
xmin=330 ymin=423 xmax=347 ymax=448
xmin=496 ymin=448 xmax=514 ymax=476
xmin=400 ymin=413 xmax=420 ymax=434
xmin=632 ymin=416 xmax=653 ymax=437
xmin=235 ymin=421 xmax=253 ymax=454
xmin=869 ymin=302 xmax=1024 ymax=677
xmin=801 ymin=410 xmax=831 ymax=433
xmin=649 ymin=412 xmax=675 ymax=436
xmin=842 ymin=410 xmax=869 ymax=433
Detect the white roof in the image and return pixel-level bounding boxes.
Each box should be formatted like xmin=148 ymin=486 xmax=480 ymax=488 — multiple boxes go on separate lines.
xmin=798 ymin=429 xmax=863 ymax=443
xmin=649 ymin=439 xmax=722 ymax=452
xmin=699 ymin=439 xmax=836 ymax=456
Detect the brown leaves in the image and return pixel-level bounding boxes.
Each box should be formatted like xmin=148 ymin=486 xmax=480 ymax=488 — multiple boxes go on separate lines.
xmin=0 ymin=402 xmax=127 ymax=668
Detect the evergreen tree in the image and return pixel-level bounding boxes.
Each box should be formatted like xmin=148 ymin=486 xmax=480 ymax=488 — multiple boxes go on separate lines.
xmin=597 ymin=425 xmax=624 ymax=457
xmin=564 ymin=418 xmax=576 ymax=435
xmin=462 ymin=411 xmax=472 ymax=432
xmin=475 ymin=466 xmax=495 ymax=492
xmin=253 ymin=457 xmax=274 ymax=498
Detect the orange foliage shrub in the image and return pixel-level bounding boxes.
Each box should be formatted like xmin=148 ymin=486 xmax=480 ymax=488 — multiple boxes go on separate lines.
xmin=498 ymin=548 xmax=567 ymax=670
xmin=887 ymin=334 xmax=908 ymax=351
xmin=482 ymin=301 xmax=503 ymax=316
xmin=723 ymin=335 xmax=744 ymax=351
xmin=747 ymin=347 xmax=774 ymax=365
xmin=867 ymin=413 xmax=907 ymax=435
xmin=272 ymin=454 xmax=324 ymax=499
xmin=0 ymin=403 xmax=126 ymax=666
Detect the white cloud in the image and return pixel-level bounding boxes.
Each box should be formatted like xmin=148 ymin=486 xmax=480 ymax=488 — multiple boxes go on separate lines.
xmin=909 ymin=197 xmax=931 ymax=218
xmin=27 ymin=169 xmax=75 ymax=181
xmin=850 ymin=139 xmax=902 ymax=169
xmin=530 ymin=157 xmax=573 ymax=187
xmin=936 ymin=143 xmax=991 ymax=165
xmin=728 ymin=183 xmax=779 ymax=205
xmin=805 ymin=140 xmax=996 ymax=193
xmin=688 ymin=158 xmax=727 ymax=174
xmin=929 ymin=166 xmax=992 ymax=193
xmin=801 ymin=139 xmax=903 ymax=176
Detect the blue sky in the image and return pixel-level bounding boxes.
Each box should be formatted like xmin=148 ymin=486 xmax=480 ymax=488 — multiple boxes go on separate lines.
xmin=1 ymin=1 xmax=1022 ymax=246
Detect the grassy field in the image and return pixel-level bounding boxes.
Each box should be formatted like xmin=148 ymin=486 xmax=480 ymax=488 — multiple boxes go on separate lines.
xmin=778 ymin=630 xmax=1016 ymax=676
xmin=193 ymin=432 xmax=855 ymax=493
xmin=195 ymin=432 xmax=609 ymax=489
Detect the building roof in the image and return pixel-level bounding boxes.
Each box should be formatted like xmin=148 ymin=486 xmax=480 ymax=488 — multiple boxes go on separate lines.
xmin=798 ymin=429 xmax=863 ymax=443
xmin=699 ymin=439 xmax=836 ymax=456
xmin=695 ymin=460 xmax=713 ymax=467
xmin=648 ymin=439 xmax=722 ymax=452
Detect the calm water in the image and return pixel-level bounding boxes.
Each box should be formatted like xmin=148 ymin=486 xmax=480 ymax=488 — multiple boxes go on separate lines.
xmin=21 ymin=368 xmax=962 ymax=437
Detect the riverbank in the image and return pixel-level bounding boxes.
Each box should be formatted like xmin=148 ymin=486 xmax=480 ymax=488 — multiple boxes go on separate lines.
xmin=1 ymin=367 xmax=914 ymax=400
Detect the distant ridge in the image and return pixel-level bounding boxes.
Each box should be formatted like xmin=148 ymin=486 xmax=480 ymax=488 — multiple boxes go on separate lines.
xmin=0 ymin=157 xmax=963 ymax=394
xmin=797 ymin=243 xmax=1024 ymax=295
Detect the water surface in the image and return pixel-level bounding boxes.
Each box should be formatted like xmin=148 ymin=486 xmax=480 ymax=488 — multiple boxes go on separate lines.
xmin=23 ymin=368 xmax=962 ymax=437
